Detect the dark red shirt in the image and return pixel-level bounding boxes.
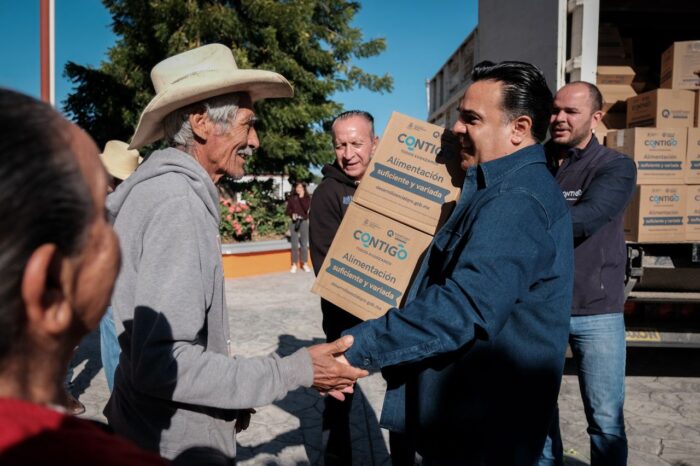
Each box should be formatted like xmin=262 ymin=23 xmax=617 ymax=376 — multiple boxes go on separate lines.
xmin=286 ymin=194 xmax=311 ymax=219
xmin=0 ymin=398 xmax=169 ymax=466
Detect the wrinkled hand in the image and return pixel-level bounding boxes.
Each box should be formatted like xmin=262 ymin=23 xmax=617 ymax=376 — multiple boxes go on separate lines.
xmin=323 ymin=354 xmax=356 ymax=401
xmin=308 ymin=335 xmax=368 ymax=399
xmin=235 ymin=408 xmax=255 ymax=433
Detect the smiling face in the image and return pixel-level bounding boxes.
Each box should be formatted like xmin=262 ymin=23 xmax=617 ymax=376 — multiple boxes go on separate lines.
xmin=331 ymin=115 xmax=378 ymax=180
xmin=194 ymin=93 xmax=260 ymax=182
xmin=550 ymin=83 xmax=602 ymax=149
xmin=452 ymin=80 xmax=520 ymax=170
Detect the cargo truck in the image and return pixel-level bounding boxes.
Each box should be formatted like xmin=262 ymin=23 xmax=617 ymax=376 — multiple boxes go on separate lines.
xmin=476 ymin=0 xmax=700 ymax=347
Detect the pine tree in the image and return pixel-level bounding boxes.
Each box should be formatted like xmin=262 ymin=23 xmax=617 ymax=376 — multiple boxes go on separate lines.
xmin=63 ymin=0 xmax=392 ymax=179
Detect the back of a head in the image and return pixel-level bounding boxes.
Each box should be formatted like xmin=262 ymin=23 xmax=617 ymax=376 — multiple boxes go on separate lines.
xmin=0 ymin=89 xmax=92 ymax=361
xmin=472 ymin=61 xmax=553 ymax=142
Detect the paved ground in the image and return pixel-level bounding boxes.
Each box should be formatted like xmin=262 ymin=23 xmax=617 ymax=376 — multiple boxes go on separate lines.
xmin=70 ymin=272 xmax=700 ymax=465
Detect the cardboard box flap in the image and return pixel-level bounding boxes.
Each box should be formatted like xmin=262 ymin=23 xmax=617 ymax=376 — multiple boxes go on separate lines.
xmin=597 ymin=66 xmax=635 ymax=85
xmin=598 ymin=84 xmax=636 ymax=113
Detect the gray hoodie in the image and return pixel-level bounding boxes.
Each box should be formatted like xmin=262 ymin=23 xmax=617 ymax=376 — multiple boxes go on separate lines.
xmin=104 ymin=148 xmax=313 ymax=463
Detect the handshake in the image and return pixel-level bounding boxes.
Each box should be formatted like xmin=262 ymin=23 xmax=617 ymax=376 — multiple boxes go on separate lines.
xmin=307 ymin=335 xmax=369 ymax=400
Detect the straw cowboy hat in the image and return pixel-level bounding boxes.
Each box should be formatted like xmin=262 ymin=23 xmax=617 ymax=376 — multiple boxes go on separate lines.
xmin=128 ymin=43 xmax=294 ymax=149
xmin=100 ymin=140 xmax=140 ymax=181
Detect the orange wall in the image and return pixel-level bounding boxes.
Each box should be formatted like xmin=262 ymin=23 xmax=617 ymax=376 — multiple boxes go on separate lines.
xmin=222 ymin=250 xmax=293 ymax=278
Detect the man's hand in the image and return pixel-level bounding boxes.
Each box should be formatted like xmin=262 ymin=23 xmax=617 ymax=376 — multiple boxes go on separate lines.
xmin=308 ymin=335 xmax=368 ymax=397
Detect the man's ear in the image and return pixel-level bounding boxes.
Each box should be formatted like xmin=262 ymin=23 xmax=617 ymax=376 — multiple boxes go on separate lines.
xmin=371 ymin=135 xmax=379 ymax=156
xmin=189 ymin=112 xmax=210 ymax=142
xmin=21 ymin=244 xmax=72 ymax=337
xmin=590 ymin=110 xmax=604 ymax=131
xmin=511 ymin=115 xmax=533 ymax=145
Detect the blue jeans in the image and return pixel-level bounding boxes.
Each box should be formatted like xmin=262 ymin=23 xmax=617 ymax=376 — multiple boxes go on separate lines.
xmin=99 ymin=306 xmax=121 ymax=392
xmin=540 ymin=313 xmax=627 ymax=466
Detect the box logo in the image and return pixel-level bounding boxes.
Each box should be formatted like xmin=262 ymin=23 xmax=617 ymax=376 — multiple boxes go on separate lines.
xmin=397 ymin=133 xmax=441 ymax=155
xmin=649 ymin=194 xmax=680 ymax=204
xmin=644 ymin=137 xmax=677 ymax=149
xmin=353 ymin=229 xmax=408 ymax=260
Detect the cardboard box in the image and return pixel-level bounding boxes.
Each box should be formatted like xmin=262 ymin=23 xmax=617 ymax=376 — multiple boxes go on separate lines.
xmin=597 ymin=66 xmax=635 ymax=85
xmin=695 ymin=91 xmax=700 ymax=126
xmin=625 ymin=185 xmax=686 ymax=242
xmin=599 ymin=84 xmax=636 ymax=113
xmin=606 ymin=128 xmax=687 ymax=184
xmin=312 ymin=112 xmax=464 ymax=320
xmin=602 ymin=112 xmax=627 ymax=130
xmin=352 ymin=112 xmax=464 ymax=235
xmin=626 ymin=89 xmax=696 ymax=128
xmin=595 ymin=120 xmax=608 ymax=145
xmin=686 ymin=185 xmax=700 ymax=241
xmin=310 ymin=203 xmax=433 ymax=320
xmin=687 ymin=127 xmax=700 ymax=184
xmin=660 ymin=41 xmax=700 ymax=90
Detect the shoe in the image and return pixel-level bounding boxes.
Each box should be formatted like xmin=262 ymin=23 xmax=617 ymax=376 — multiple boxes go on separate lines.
xmin=302 ymin=264 xmax=312 ymax=273
xmin=66 ymin=392 xmax=86 ymax=416
xmin=290 ymin=264 xmax=297 ymax=273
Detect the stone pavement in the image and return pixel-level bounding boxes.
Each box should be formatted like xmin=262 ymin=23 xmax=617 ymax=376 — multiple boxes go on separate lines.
xmin=69 ymin=272 xmax=700 ymax=465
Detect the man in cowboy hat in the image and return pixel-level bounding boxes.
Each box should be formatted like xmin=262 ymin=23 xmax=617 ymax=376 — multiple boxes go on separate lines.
xmin=104 ymin=44 xmax=366 ymax=465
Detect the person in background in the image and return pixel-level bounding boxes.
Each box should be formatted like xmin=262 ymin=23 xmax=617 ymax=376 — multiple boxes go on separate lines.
xmin=309 ymin=110 xmax=379 ymax=465
xmin=0 ymin=88 xmax=168 ymax=466
xmin=540 ymin=81 xmax=636 ymax=466
xmin=286 ymin=181 xmax=312 ymax=273
xmin=99 ymin=140 xmax=140 ymax=392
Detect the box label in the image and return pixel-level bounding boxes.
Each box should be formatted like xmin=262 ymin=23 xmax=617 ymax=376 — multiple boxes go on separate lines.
xmin=370 ymin=161 xmax=450 ymax=203
xmin=312 ymin=202 xmax=434 ymax=320
xmin=353 ymin=112 xmax=464 ymax=235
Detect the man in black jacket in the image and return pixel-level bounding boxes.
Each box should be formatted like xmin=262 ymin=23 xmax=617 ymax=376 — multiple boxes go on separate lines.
xmin=309 ymin=110 xmax=378 ymax=465
xmin=540 ymin=82 xmax=636 ymax=466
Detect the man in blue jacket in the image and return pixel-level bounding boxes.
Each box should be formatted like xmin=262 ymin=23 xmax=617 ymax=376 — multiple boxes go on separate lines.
xmin=341 ymin=61 xmax=574 ymax=465
xmin=540 ymin=82 xmax=636 ymax=466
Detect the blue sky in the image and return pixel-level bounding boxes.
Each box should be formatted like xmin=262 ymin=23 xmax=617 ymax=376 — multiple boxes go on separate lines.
xmin=0 ymin=1 xmax=477 ymax=136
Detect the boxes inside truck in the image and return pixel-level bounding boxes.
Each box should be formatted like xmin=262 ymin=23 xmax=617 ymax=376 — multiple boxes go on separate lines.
xmin=626 ymin=89 xmax=696 ymax=128
xmin=624 ymin=185 xmax=686 ymax=242
xmin=660 ymin=40 xmax=700 ymax=90
xmin=606 ymin=128 xmax=687 ymax=184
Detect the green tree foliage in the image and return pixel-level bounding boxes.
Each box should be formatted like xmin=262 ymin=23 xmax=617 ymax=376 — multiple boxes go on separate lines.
xmin=64 ymin=0 xmax=392 ymax=179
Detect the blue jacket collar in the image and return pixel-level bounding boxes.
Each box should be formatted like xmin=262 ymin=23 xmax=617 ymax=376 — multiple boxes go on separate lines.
xmin=465 ymin=143 xmax=546 ymax=188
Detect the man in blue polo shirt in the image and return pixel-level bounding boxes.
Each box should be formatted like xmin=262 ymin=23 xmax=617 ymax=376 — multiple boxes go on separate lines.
xmin=540 ymin=81 xmax=637 ymax=466
xmin=340 ymin=61 xmax=574 ymax=465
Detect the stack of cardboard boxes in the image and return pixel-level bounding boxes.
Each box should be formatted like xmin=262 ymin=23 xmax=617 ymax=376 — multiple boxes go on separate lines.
xmin=604 ymin=40 xmax=700 ymax=243
xmin=596 ymin=66 xmax=637 ymax=144
xmin=311 ymin=112 xmax=464 ymax=320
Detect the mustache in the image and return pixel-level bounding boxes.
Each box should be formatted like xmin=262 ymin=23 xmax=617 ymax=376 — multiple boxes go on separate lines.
xmin=237 ymin=147 xmax=254 ymax=158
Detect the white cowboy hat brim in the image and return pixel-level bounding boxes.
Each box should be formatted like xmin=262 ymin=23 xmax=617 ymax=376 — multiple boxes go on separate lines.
xmin=129 ymin=69 xmax=293 ymax=149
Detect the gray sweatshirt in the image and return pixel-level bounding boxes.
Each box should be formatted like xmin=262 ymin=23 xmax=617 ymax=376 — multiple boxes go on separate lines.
xmin=104 ymin=148 xmax=313 ymax=463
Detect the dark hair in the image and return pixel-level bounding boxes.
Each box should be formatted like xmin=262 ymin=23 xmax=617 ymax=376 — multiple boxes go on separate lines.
xmin=0 ymin=89 xmax=92 ymax=361
xmin=293 ymin=181 xmax=308 ymax=197
xmin=331 ymin=110 xmax=375 ymax=138
xmin=472 ymin=60 xmax=553 ymax=142
xmin=566 ymin=81 xmax=603 ymax=113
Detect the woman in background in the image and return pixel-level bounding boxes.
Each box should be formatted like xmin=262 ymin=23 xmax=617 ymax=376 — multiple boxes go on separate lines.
xmin=286 ymin=182 xmax=312 ymax=273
